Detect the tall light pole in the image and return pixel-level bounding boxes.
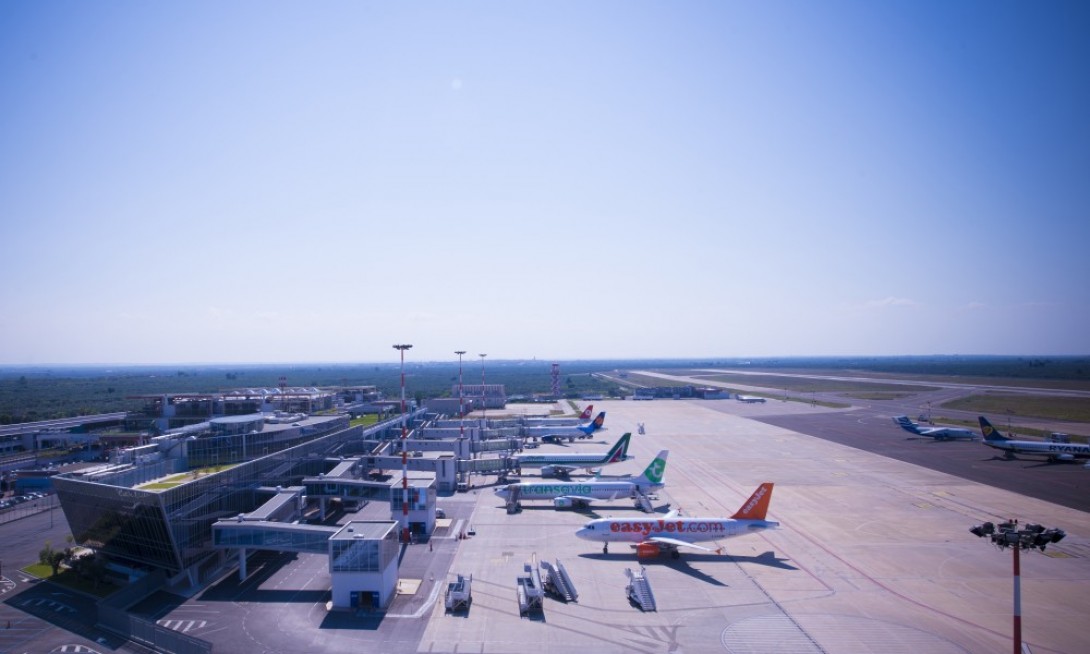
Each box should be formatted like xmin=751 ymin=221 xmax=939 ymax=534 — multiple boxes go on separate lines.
xmin=478 ymin=353 xmax=487 ymax=420
xmin=393 ymin=344 xmax=413 ymax=544
xmin=970 ymin=518 xmax=1066 ymax=654
xmin=455 ymin=351 xmax=466 ymax=418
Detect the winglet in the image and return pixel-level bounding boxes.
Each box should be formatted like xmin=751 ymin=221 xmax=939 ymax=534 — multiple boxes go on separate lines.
xmin=731 ymin=483 xmax=774 ymax=520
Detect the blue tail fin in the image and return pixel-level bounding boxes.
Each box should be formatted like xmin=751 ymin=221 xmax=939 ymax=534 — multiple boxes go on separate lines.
xmin=978 ymin=416 xmax=1007 ymax=441
xmin=578 ymin=411 xmax=606 ymax=435
xmin=892 ymin=416 xmax=921 ymax=434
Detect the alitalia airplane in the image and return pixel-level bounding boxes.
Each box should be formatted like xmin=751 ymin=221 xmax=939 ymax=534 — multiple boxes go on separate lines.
xmin=575 ymin=482 xmax=779 ymax=559
xmin=495 ymin=450 xmax=668 ymax=510
xmin=513 ymin=432 xmax=632 ymax=477
xmin=979 ymin=416 xmax=1090 ymax=462
xmin=892 ymin=415 xmax=977 ymax=441
xmin=525 ymin=411 xmax=606 ymax=442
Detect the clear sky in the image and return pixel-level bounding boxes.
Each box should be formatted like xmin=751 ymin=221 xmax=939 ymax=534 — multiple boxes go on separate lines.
xmin=1 ymin=1 xmax=1088 ymax=365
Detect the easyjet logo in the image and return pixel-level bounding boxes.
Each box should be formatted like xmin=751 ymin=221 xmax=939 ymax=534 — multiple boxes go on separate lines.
xmin=609 ymin=520 xmax=725 ymax=536
xmin=740 ymin=486 xmax=767 ymax=515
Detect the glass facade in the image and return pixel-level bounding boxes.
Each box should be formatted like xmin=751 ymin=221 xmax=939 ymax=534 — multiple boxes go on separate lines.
xmin=213 ymin=523 xmax=336 ymax=553
xmin=330 ymin=529 xmax=398 ymax=573
xmin=53 ymin=415 xmax=401 ymax=576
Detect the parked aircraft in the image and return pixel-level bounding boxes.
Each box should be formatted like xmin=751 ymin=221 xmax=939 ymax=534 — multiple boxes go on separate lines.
xmin=979 ymin=416 xmax=1090 ymax=462
xmin=522 ymin=404 xmax=593 ymax=426
xmin=892 ymin=416 xmax=977 ymax=441
xmin=495 ymin=450 xmax=668 ymax=510
xmin=525 ymin=411 xmax=606 ymax=442
xmin=575 ymin=482 xmax=779 ymax=559
xmin=513 ymin=432 xmax=632 ymax=477
xmin=736 ymin=395 xmax=767 ymax=404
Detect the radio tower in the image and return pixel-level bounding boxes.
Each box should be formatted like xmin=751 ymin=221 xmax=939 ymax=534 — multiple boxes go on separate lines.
xmin=393 ymin=344 xmax=413 ymax=544
xmin=551 ymin=363 xmax=560 ymax=399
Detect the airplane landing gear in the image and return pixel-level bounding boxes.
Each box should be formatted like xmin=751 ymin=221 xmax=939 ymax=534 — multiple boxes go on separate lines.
xmin=603 ymin=544 xmax=608 ymax=554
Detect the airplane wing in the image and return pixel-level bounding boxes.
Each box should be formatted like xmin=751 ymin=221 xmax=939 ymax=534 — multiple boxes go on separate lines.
xmin=559 ymin=495 xmax=598 ymax=504
xmin=646 ymin=536 xmax=714 ymax=552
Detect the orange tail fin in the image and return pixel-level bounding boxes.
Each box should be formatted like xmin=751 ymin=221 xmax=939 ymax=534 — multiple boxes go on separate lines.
xmin=731 ymin=483 xmax=774 ymax=520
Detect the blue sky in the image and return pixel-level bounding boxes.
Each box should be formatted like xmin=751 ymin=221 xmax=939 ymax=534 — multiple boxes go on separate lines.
xmin=2 ymin=1 xmax=1088 ymax=364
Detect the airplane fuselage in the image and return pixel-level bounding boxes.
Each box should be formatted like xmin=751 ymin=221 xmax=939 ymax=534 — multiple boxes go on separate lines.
xmin=576 ymin=517 xmax=778 ymax=545
xmin=514 ymin=452 xmax=632 ymax=468
xmin=495 ymin=480 xmax=658 ymax=502
xmin=984 ymin=439 xmax=1090 ymax=460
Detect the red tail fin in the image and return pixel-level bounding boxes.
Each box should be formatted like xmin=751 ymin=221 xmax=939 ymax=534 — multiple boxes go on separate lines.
xmin=580 ymin=405 xmax=593 ymax=420
xmin=731 ymin=483 xmax=774 ymax=520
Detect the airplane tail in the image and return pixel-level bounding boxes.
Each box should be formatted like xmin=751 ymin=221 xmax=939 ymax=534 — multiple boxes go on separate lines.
xmin=892 ymin=416 xmax=921 ymax=434
xmin=978 ymin=416 xmax=1008 ymax=441
xmin=637 ymin=450 xmax=669 ymax=485
xmin=579 ymin=405 xmax=593 ymax=420
xmin=604 ymin=432 xmax=632 ymax=464
xmin=730 ymin=483 xmax=774 ymax=521
xmin=579 ymin=411 xmax=606 ymax=435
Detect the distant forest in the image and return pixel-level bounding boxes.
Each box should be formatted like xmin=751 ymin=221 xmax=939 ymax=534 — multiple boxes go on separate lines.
xmin=1 ymin=355 xmax=1087 ymax=425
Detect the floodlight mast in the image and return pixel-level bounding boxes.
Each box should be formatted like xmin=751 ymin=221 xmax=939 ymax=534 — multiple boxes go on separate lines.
xmin=969 ymin=518 xmax=1066 ymax=654
xmin=393 ymin=344 xmax=413 ymax=544
xmin=478 ymin=353 xmax=487 ymax=421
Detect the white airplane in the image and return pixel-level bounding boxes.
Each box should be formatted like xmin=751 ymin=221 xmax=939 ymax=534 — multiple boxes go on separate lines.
xmin=513 ymin=432 xmax=632 ymax=477
xmin=524 ymin=411 xmax=606 ymax=442
xmin=892 ymin=415 xmax=977 ymax=441
xmin=979 ymin=416 xmax=1090 ymax=462
xmin=576 ymin=482 xmax=779 ymax=559
xmin=495 ymin=450 xmax=668 ymax=510
xmin=522 ymin=404 xmax=594 ymax=426
xmin=736 ymin=395 xmax=767 ymax=404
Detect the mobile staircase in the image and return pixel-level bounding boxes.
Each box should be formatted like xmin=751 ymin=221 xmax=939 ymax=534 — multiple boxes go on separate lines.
xmin=444 ymin=574 xmax=472 ymax=612
xmin=516 ymin=558 xmax=545 ymax=616
xmin=625 ymin=566 xmax=657 ymax=612
xmin=634 ymin=490 xmax=654 ymax=513
xmin=540 ymin=559 xmax=578 ymax=603
xmin=505 ymin=485 xmax=522 ymax=514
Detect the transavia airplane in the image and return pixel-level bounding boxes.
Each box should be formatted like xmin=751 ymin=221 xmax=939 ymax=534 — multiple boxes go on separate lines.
xmin=495 ymin=450 xmax=668 ymax=510
xmin=524 ymin=411 xmax=606 ymax=442
xmin=513 ymin=432 xmax=632 ymax=477
xmin=979 ymin=416 xmax=1090 ymax=462
xmin=892 ymin=415 xmax=977 ymax=441
xmin=576 ymin=482 xmax=779 ymax=559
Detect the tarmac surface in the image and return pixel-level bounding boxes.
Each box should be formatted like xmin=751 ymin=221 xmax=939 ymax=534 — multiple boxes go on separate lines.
xmin=2 ymin=398 xmax=1089 ymax=653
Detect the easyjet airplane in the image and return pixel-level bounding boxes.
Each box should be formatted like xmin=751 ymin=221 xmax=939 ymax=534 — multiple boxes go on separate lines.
xmin=575 ymin=482 xmax=779 ymax=558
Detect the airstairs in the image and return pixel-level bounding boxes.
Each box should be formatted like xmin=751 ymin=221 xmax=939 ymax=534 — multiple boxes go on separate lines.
xmin=444 ymin=574 xmax=472 ymax=612
xmin=516 ymin=558 xmax=544 ymax=616
xmin=625 ymin=566 xmax=657 ymax=612
xmin=634 ymin=490 xmax=654 ymax=513
xmin=540 ymin=559 xmax=578 ymax=602
xmin=505 ymin=484 xmax=521 ymax=514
